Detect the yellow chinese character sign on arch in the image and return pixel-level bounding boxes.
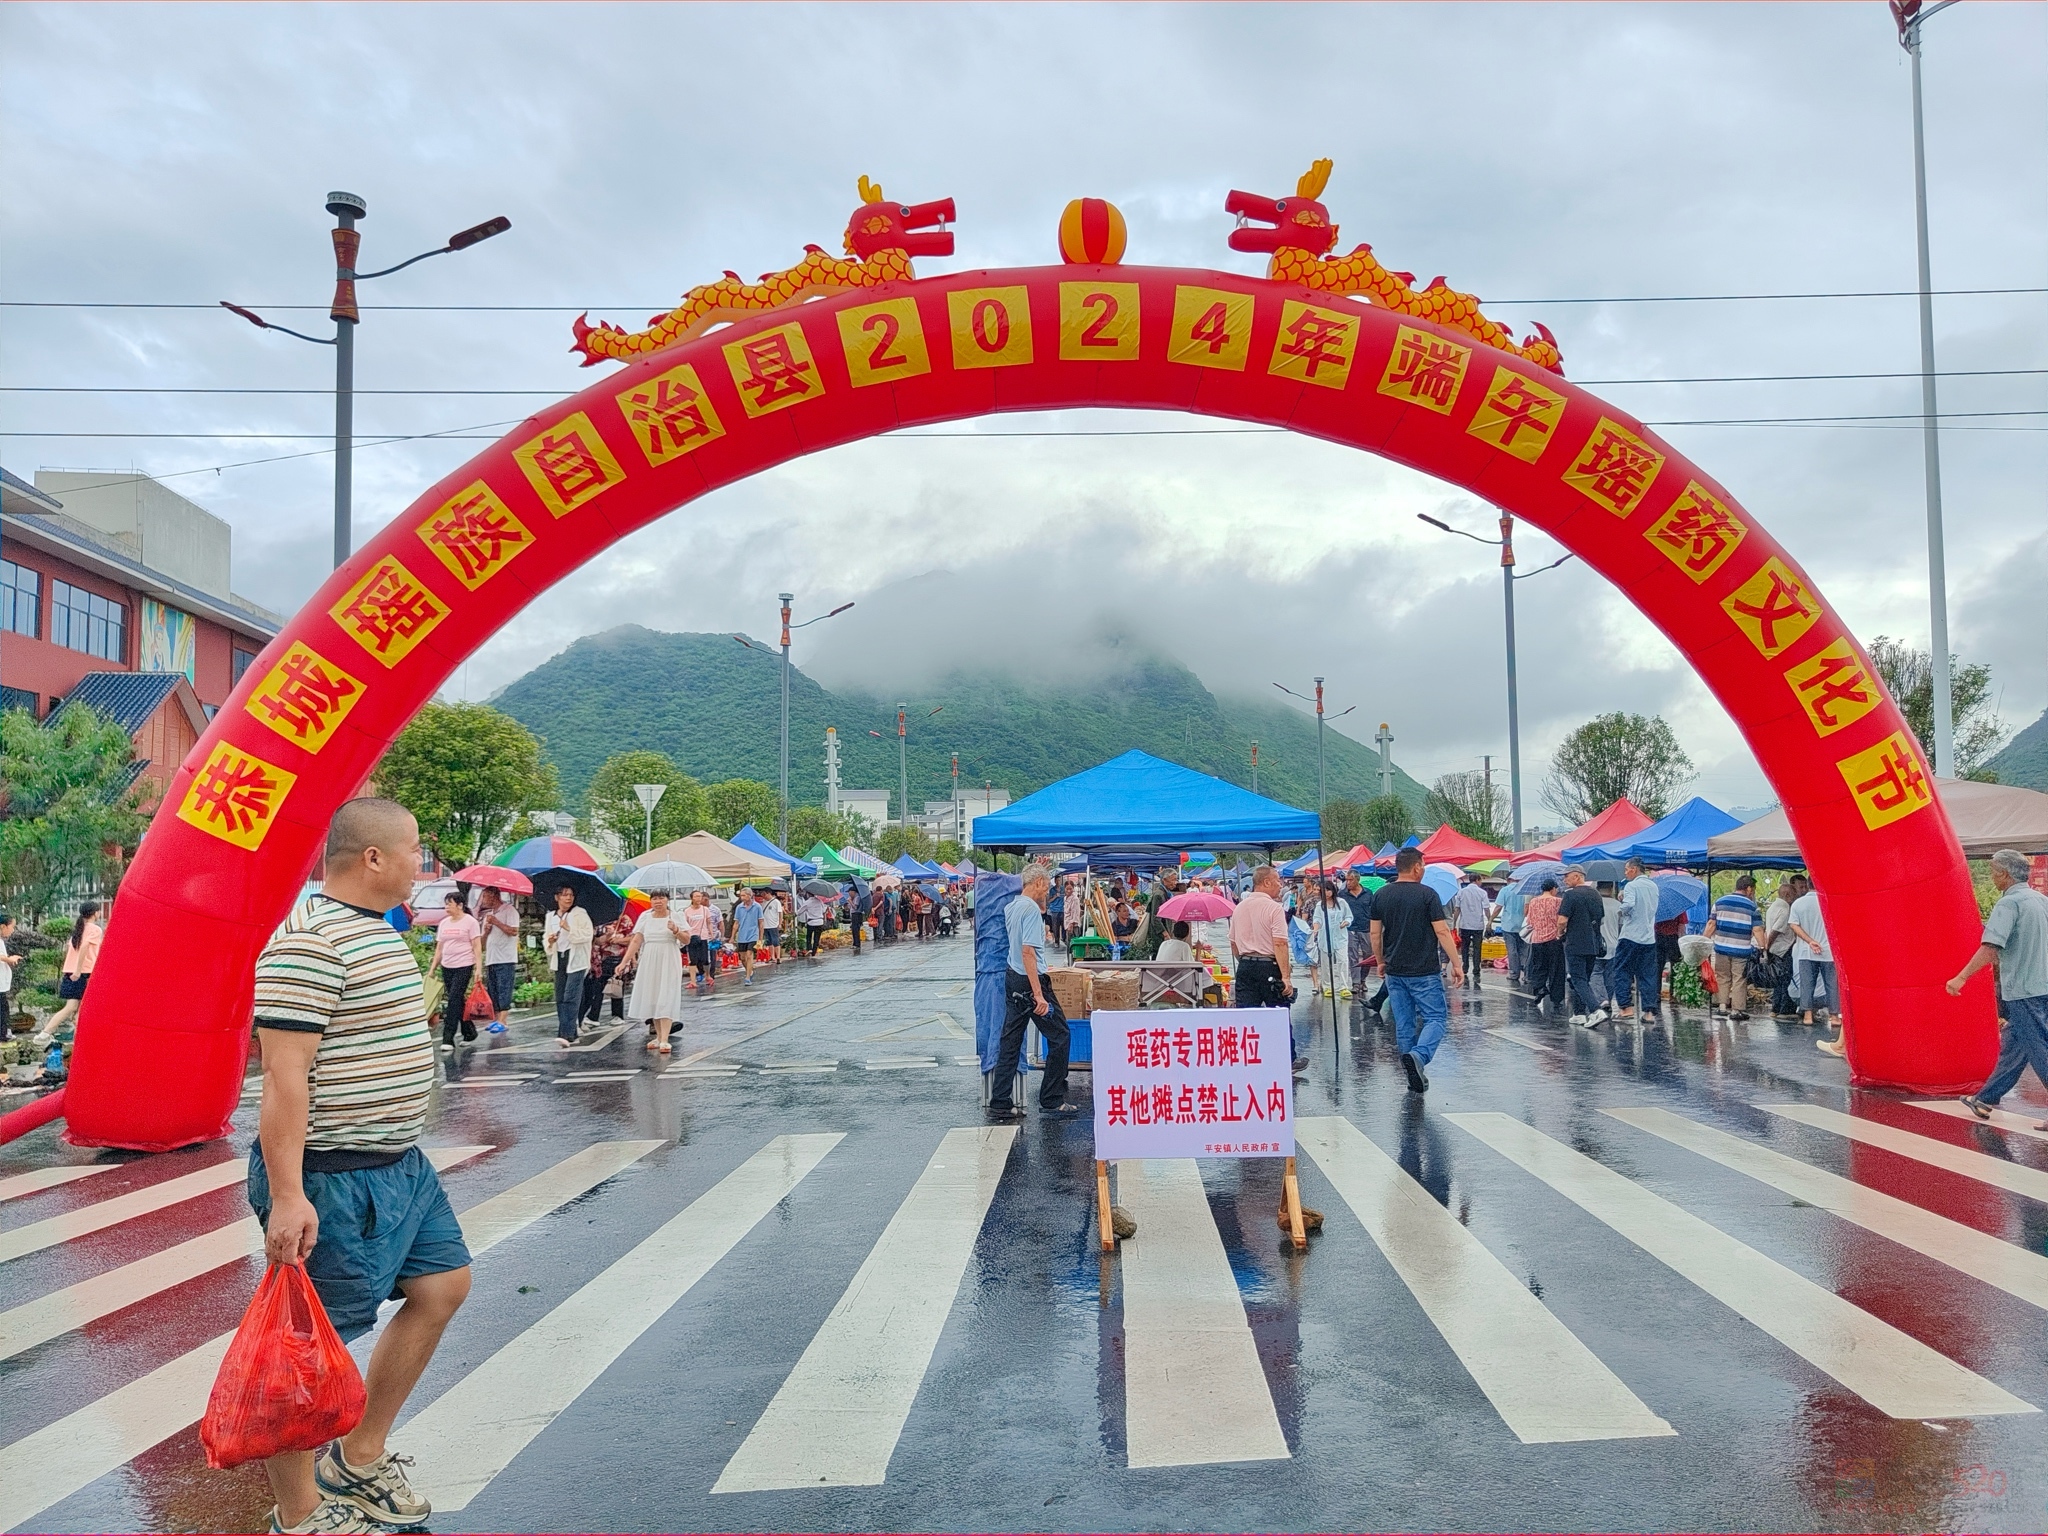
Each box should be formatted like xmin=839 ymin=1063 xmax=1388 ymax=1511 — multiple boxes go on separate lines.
xmin=329 ymin=556 xmax=448 ymax=668
xmin=1838 ymin=730 xmax=1933 ymax=831
xmin=948 ymin=287 xmax=1034 ymax=370
xmin=1562 ymin=417 xmax=1665 ymax=517
xmin=416 ymin=482 xmax=533 ymax=592
xmin=1166 ymin=286 xmax=1253 ymax=371
xmin=1784 ymin=638 xmax=1882 ymax=739
xmin=1467 ymin=365 xmax=1566 ymax=463
xmin=1267 ymin=299 xmax=1358 ymax=390
xmin=616 ymin=362 xmax=726 ymax=464
xmin=1644 ymin=481 xmax=1747 ymax=583
xmin=837 ymin=298 xmax=931 ymax=388
xmin=1058 ymin=281 xmax=1140 ymax=362
xmin=245 ymin=641 xmax=364 ymax=753
xmin=1376 ymin=325 xmax=1470 ymax=415
xmin=176 ymin=741 xmax=299 ymax=852
xmin=722 ymin=321 xmax=825 ymax=417
xmin=1721 ymin=556 xmax=1821 ymax=659
xmin=513 ymin=411 xmax=625 ymax=518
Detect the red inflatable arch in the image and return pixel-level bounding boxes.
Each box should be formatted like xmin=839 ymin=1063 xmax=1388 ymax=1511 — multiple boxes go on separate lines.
xmin=46 ymin=249 xmax=1996 ymax=1149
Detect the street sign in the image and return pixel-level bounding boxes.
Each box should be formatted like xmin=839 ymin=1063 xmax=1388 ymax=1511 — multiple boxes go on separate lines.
xmin=1091 ymin=1008 xmax=1293 ymax=1161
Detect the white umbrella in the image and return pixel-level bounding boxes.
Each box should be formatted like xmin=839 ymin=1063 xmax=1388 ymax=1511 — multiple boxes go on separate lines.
xmin=627 ymin=860 xmax=715 ymax=893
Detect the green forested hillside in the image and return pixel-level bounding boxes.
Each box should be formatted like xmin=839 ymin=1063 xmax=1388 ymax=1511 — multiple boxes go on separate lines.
xmin=491 ymin=626 xmax=1429 ymax=818
xmin=1986 ymin=706 xmax=2048 ymax=791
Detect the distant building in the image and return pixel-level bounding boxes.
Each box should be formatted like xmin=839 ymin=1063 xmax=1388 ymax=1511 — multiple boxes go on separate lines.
xmin=916 ymin=790 xmax=1009 ymax=847
xmin=837 ymin=787 xmax=893 ymax=832
xmin=2 ymin=469 xmax=282 ymax=797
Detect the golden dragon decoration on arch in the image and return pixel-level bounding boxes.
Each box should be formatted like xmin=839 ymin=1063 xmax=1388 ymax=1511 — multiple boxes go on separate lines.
xmin=1225 ymin=159 xmax=1562 ymax=374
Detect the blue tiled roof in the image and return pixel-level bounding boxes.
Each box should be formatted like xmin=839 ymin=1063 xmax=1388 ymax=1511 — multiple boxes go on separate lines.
xmin=58 ymin=671 xmax=186 ymax=734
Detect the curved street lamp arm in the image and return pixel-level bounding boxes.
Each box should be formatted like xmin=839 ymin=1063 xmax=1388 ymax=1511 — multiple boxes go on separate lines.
xmin=218 ymin=301 xmax=336 ymax=346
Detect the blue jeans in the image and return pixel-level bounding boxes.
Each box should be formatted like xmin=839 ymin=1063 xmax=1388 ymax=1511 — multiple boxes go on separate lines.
xmin=1795 ymin=958 xmax=1836 ymax=1016
xmin=553 ymin=960 xmax=584 ymax=1041
xmin=1385 ymin=973 xmax=1449 ymax=1067
xmin=1977 ymin=994 xmax=2048 ymax=1104
xmin=1611 ymin=939 xmax=1660 ymax=1011
xmin=1566 ymin=951 xmax=1603 ymax=1015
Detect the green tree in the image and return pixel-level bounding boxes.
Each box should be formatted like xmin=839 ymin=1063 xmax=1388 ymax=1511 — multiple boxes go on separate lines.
xmin=702 ymin=779 xmax=779 ymax=841
xmin=582 ymin=750 xmax=706 ymax=854
xmin=1422 ymin=770 xmax=1507 ymax=846
xmin=784 ymin=805 xmax=861 ymax=855
xmin=373 ymin=702 xmax=558 ymax=866
xmin=877 ymin=824 xmax=936 ymax=862
xmin=0 ymin=704 xmax=151 ymax=921
xmin=1321 ymin=796 xmax=1370 ymax=851
xmin=1866 ymin=636 xmax=2005 ymax=781
xmin=1542 ymin=712 xmax=1693 ymax=824
xmin=1361 ymin=793 xmax=1414 ymax=850
xmin=934 ymin=838 xmax=965 ymax=866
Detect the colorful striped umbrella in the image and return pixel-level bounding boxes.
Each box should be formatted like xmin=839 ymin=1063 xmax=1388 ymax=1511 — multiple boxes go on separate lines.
xmin=496 ymin=835 xmax=600 ymax=873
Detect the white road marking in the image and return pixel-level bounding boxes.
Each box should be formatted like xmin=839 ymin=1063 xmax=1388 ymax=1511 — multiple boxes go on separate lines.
xmin=1296 ymin=1117 xmax=1671 ymax=1444
xmin=0 ymin=1159 xmax=247 ymax=1267
xmin=444 ymin=1074 xmax=538 ymax=1088
xmin=559 ymin=1071 xmax=641 ymax=1083
xmin=760 ymin=1062 xmax=839 ymax=1074
xmin=498 ymin=1022 xmax=630 ymax=1055
xmin=0 ymin=1148 xmax=490 ymax=1364
xmin=1451 ymin=1112 xmax=2034 ymax=1420
xmin=1608 ymin=1106 xmax=2048 ymax=1314
xmin=402 ymin=1132 xmax=842 ymax=1512
xmin=0 ymin=1140 xmax=655 ymax=1533
xmin=1485 ymin=1028 xmax=1560 ymax=1055
xmin=1116 ymin=1158 xmax=1290 ymax=1468
xmin=1910 ymin=1099 xmax=2048 ymax=1144
xmin=1762 ymin=1102 xmax=2048 ymax=1203
xmin=0 ymin=1165 xmax=121 ymax=1206
xmin=862 ymin=1057 xmax=936 ymax=1071
xmin=713 ymin=1125 xmax=1015 ymax=1491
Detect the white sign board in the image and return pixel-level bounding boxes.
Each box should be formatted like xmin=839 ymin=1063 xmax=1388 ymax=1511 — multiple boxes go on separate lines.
xmin=1091 ymin=1008 xmax=1293 ymax=1160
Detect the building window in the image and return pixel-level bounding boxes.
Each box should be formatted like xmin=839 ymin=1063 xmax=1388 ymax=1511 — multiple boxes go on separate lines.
xmin=50 ymin=580 xmax=126 ymax=662
xmin=232 ymin=645 xmax=259 ymax=684
xmin=0 ymin=684 xmax=37 ymax=717
xmin=1 ymin=559 xmax=39 ymax=638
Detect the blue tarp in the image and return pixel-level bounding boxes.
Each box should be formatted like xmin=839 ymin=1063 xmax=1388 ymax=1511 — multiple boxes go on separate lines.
xmin=970 ymin=750 xmax=1320 ymax=852
xmin=974 ymin=871 xmax=1025 ymax=1077
xmin=1279 ymin=848 xmax=1325 ymax=876
xmin=730 ymin=823 xmax=815 ymax=877
xmin=1562 ymin=796 xmax=1742 ymax=868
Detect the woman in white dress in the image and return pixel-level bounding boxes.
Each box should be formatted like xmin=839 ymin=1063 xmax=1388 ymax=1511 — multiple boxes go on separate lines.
xmin=623 ymin=890 xmax=688 ymax=1054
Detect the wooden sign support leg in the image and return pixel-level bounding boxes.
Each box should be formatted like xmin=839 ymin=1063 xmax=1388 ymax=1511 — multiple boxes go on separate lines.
xmin=1283 ymin=1155 xmax=1307 ymax=1251
xmin=1097 ymin=1159 xmax=1116 ymax=1252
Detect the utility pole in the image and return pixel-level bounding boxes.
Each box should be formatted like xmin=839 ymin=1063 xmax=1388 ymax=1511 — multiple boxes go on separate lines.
xmin=1250 ymin=740 xmax=1259 ymax=796
xmin=897 ymin=704 xmax=909 ymax=845
xmin=779 ymin=594 xmax=793 ymax=850
xmin=1897 ymin=0 xmax=1962 ymax=776
xmin=1499 ymin=513 xmax=1524 ymax=850
xmin=824 ymin=726 xmax=842 ymax=817
xmin=951 ymin=752 xmax=961 ymax=849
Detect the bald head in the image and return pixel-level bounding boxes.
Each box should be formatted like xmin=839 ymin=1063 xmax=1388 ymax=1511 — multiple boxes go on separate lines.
xmin=323 ymin=797 xmax=420 ymax=910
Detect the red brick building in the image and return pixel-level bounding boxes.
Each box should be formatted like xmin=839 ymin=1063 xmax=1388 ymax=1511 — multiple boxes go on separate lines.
xmin=3 ymin=468 xmax=281 ymax=797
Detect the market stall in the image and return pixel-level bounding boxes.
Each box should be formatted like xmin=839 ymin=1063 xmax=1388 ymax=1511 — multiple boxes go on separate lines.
xmin=1706 ymin=778 xmax=2048 ymax=864
xmin=1561 ymin=796 xmax=1741 ymax=869
xmin=1510 ymin=797 xmax=1654 ymax=866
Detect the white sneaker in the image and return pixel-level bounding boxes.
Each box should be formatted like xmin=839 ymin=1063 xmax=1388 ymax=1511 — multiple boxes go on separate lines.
xmin=1569 ymin=1014 xmax=1591 ymax=1026
xmin=268 ymin=1499 xmax=382 ymax=1534
xmin=316 ymin=1442 xmax=430 ymax=1528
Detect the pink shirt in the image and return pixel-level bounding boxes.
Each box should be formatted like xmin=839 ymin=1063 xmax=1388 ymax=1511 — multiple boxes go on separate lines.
xmin=683 ymin=904 xmax=722 ymax=941
xmin=63 ymin=921 xmax=104 ymax=977
xmin=436 ymin=913 xmax=481 ymax=968
xmin=1228 ymin=891 xmax=1288 ymax=959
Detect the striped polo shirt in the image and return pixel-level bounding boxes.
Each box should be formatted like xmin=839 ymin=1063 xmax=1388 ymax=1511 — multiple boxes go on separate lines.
xmin=254 ymin=893 xmax=435 ymax=1156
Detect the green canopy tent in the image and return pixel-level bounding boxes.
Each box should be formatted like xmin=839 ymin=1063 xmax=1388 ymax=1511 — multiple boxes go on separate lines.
xmin=804 ymin=841 xmax=871 ymax=879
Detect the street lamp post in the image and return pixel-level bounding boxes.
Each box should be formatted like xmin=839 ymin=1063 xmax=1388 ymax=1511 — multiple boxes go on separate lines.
xmin=951 ymin=752 xmax=961 ymax=850
xmin=222 ymin=195 xmax=509 ymax=569
xmin=1896 ymin=0 xmax=1962 ymax=776
xmin=1276 ymin=677 xmax=1356 ymax=1069
xmin=1250 ymin=740 xmax=1259 ymax=796
xmin=738 ymin=596 xmax=853 ymax=851
xmin=1417 ymin=512 xmax=1573 ymax=851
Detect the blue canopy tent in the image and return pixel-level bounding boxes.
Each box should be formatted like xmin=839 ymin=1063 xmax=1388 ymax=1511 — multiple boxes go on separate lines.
xmin=731 ymin=823 xmax=815 ymax=877
xmin=1562 ymin=796 xmax=1742 ymax=869
xmin=890 ymin=853 xmax=930 ymax=879
xmin=972 ymin=751 xmax=1321 ymax=1078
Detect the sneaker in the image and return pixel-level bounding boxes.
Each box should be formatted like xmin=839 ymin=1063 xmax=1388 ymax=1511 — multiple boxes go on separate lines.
xmin=268 ymin=1498 xmax=383 ymax=1534
xmin=1569 ymin=1014 xmax=1591 ymax=1026
xmin=1399 ymin=1051 xmax=1429 ymax=1094
xmin=1732 ymin=1011 xmax=1750 ymax=1022
xmin=1960 ymin=1094 xmax=1994 ymax=1121
xmin=315 ymin=1442 xmax=430 ymax=1528
xmin=1041 ymin=1101 xmax=1085 ymax=1118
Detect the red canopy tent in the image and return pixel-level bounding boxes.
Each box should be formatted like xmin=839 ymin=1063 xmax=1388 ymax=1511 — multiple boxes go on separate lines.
xmin=1509 ymin=797 xmax=1655 ymax=866
xmin=1413 ymin=824 xmax=1513 ymax=865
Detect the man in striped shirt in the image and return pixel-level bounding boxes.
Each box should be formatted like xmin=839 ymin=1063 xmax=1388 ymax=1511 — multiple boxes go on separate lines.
xmin=248 ymin=798 xmax=469 ymax=1534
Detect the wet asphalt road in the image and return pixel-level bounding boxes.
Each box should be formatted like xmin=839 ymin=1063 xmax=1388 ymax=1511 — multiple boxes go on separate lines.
xmin=4 ymin=934 xmax=2048 ymax=1534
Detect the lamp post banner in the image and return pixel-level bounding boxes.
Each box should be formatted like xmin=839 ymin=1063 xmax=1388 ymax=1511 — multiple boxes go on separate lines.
xmin=1092 ymin=1008 xmax=1293 ymax=1161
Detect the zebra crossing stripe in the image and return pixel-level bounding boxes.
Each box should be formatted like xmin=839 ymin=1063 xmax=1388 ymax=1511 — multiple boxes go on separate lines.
xmin=0 ymin=1159 xmax=248 ymax=1267
xmin=1116 ymin=1158 xmax=1291 ymax=1469
xmin=713 ymin=1125 xmax=1016 ymax=1492
xmin=0 ymin=1147 xmax=492 ymax=1365
xmin=1760 ymin=1102 xmax=2048 ymax=1204
xmin=1485 ymin=1028 xmax=1560 ymax=1055
xmin=1910 ymin=1100 xmax=2048 ymax=1144
xmin=1450 ymin=1112 xmax=2035 ymax=1420
xmin=401 ymin=1132 xmax=844 ymax=1513
xmin=0 ymin=1140 xmax=655 ymax=1534
xmin=1296 ymin=1116 xmax=1672 ymax=1444
xmin=1607 ymin=1106 xmax=2048 ymax=1315
xmin=0 ymin=1165 xmax=121 ymax=1206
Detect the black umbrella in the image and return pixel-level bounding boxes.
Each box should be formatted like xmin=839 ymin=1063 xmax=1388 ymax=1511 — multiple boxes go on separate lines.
xmin=532 ymin=866 xmax=625 ymax=926
xmin=802 ymin=878 xmax=840 ymax=899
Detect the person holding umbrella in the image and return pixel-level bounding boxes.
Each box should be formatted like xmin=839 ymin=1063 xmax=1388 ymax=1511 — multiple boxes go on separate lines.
xmin=623 ymin=889 xmax=686 ymax=1053
xmin=476 ymin=887 xmax=520 ymax=1035
xmin=760 ymin=885 xmax=784 ymax=965
xmin=542 ymin=884 xmax=594 ymax=1047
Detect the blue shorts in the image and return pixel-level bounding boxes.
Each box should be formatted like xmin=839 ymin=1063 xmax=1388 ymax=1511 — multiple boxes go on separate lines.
xmin=484 ymin=961 xmax=517 ymax=1011
xmin=248 ymin=1142 xmax=471 ymax=1342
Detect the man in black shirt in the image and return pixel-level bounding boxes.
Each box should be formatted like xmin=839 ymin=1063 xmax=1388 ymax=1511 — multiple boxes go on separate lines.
xmin=1557 ymin=868 xmax=1608 ymax=1025
xmin=1369 ymin=847 xmax=1461 ymax=1094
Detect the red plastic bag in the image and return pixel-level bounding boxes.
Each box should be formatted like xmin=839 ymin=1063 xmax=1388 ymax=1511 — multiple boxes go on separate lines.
xmin=200 ymin=1262 xmax=366 ymax=1469
xmin=1700 ymin=958 xmax=1719 ymax=995
xmin=464 ymin=977 xmax=495 ymax=1021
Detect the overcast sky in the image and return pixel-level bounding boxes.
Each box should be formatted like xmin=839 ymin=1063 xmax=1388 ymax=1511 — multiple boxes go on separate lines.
xmin=4 ymin=2 xmax=2043 ymax=815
